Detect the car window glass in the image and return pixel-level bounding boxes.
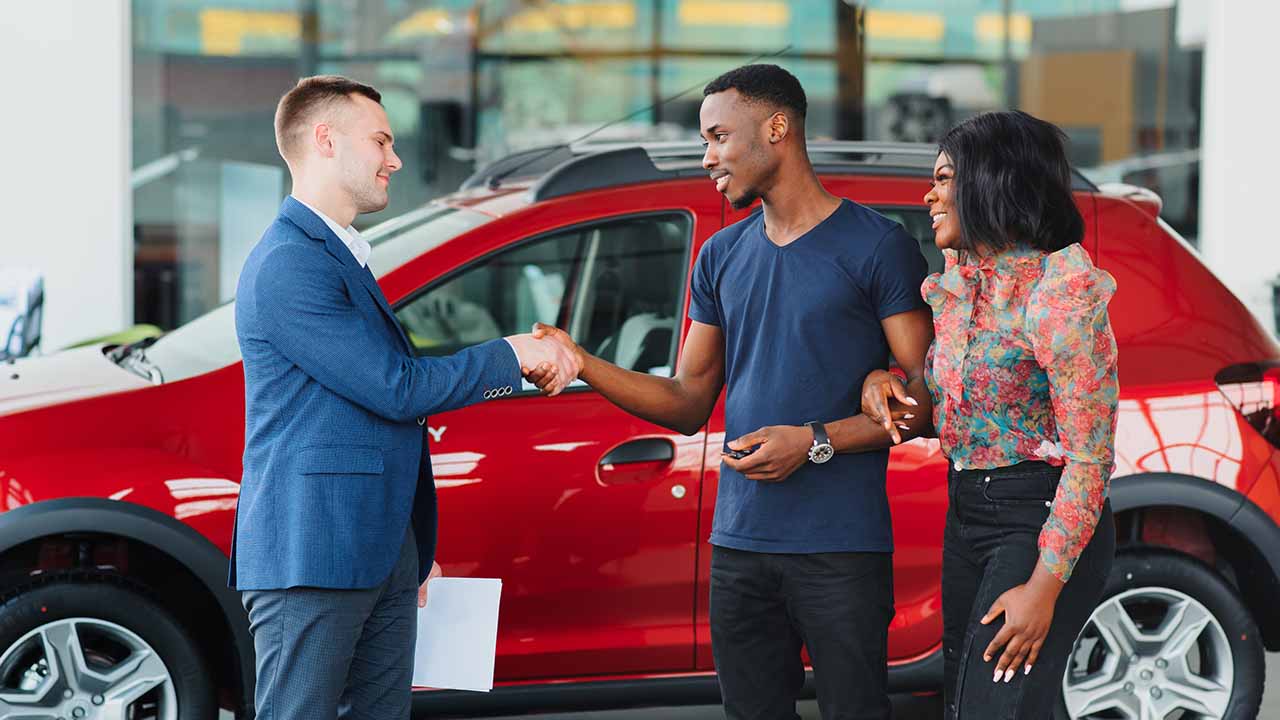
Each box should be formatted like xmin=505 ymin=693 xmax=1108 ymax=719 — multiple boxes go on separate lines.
xmin=395 ymin=212 xmax=692 ymax=391
xmin=397 ymin=232 xmax=580 ymax=355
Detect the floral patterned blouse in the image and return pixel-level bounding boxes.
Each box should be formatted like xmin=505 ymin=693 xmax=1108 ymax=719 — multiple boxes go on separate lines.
xmin=923 ymin=243 xmax=1119 ymax=583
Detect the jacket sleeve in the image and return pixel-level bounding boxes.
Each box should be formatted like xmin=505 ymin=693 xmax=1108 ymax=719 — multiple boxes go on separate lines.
xmin=253 ymin=242 xmax=521 ymax=422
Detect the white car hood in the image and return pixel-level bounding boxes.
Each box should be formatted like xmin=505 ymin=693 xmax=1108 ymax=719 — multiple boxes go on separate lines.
xmin=0 ymin=346 xmax=152 ymax=416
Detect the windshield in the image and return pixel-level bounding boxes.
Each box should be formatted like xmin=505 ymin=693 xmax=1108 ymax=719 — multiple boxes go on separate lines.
xmin=140 ymin=204 xmax=493 ymax=383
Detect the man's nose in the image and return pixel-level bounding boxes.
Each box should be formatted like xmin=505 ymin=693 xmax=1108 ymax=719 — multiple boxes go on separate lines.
xmin=702 ymin=146 xmax=717 ymax=170
xmin=387 ymin=148 xmax=403 ymax=173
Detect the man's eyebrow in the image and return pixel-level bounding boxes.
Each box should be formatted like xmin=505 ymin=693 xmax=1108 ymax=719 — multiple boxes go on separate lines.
xmin=374 ymin=130 xmax=395 ymax=143
xmin=702 ymin=123 xmax=723 ymax=136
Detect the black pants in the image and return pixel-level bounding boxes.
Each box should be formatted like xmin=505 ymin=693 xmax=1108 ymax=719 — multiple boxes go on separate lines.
xmin=942 ymin=461 xmax=1115 ymax=719
xmin=710 ymin=546 xmax=895 ymax=720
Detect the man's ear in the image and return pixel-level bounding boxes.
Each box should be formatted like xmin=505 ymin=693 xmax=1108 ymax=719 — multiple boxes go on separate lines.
xmin=313 ymin=122 xmax=336 ymax=158
xmin=768 ymin=112 xmax=790 ymax=144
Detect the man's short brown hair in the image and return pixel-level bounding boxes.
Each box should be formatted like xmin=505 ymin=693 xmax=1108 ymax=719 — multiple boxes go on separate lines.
xmin=274 ymin=75 xmax=382 ymax=162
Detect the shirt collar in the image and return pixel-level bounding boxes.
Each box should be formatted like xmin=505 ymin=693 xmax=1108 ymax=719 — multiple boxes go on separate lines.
xmin=290 ymin=195 xmax=371 ymax=268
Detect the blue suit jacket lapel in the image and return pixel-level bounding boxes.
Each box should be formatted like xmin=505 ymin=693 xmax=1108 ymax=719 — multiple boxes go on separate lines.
xmin=279 ymin=197 xmax=413 ymax=353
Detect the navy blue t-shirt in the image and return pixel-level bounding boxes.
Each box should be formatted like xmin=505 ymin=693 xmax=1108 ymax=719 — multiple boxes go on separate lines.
xmin=689 ymin=199 xmax=928 ymax=554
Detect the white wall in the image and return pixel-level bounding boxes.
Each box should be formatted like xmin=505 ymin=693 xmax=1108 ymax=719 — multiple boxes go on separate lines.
xmin=1198 ymin=1 xmax=1280 ymax=335
xmin=0 ymin=1 xmax=131 ymax=351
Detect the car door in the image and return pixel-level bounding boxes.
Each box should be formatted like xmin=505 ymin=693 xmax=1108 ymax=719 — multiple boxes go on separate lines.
xmin=393 ymin=205 xmax=711 ymax=680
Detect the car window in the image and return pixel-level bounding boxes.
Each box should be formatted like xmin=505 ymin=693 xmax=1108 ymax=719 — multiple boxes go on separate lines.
xmin=395 ymin=212 xmax=692 ymax=389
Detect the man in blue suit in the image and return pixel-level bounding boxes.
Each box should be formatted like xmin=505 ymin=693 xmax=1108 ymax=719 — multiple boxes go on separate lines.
xmin=231 ymin=75 xmax=579 ymax=720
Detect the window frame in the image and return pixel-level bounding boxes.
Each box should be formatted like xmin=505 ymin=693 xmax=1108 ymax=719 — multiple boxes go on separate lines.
xmin=390 ymin=208 xmax=695 ymax=396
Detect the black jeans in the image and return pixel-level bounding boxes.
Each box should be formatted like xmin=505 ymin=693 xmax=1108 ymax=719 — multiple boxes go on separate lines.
xmin=942 ymin=461 xmax=1115 ymax=720
xmin=710 ymin=546 xmax=895 ymax=720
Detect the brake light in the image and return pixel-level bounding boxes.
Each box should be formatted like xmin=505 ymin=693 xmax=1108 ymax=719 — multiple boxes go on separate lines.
xmin=1215 ymin=362 xmax=1280 ymax=449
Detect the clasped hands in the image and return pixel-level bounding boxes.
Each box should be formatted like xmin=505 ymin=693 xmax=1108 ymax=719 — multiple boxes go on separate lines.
xmin=506 ymin=323 xmax=587 ymax=396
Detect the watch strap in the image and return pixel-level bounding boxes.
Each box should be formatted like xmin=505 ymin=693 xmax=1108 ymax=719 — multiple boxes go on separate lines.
xmin=805 ymin=420 xmax=830 ymax=448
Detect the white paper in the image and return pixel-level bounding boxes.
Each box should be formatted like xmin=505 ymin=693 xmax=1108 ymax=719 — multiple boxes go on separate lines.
xmin=412 ymin=577 xmax=502 ymax=692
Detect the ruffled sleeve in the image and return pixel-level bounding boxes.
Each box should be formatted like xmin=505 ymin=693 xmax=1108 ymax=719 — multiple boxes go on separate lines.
xmin=921 ymin=249 xmax=975 ymax=403
xmin=1025 ymin=243 xmax=1119 ymax=582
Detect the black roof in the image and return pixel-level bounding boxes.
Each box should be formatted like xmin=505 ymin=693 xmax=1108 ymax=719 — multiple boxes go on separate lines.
xmin=461 ymin=140 xmax=1098 ymax=202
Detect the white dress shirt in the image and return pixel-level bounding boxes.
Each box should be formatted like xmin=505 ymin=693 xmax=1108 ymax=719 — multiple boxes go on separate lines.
xmin=292 ymin=196 xmax=371 ymax=268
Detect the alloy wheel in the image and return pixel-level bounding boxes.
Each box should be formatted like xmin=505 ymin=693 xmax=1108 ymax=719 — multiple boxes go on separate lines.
xmin=1062 ymin=586 xmax=1233 ymax=719
xmin=0 ymin=617 xmax=176 ymax=720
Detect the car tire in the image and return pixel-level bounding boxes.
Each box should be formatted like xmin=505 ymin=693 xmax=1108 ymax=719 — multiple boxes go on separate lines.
xmin=1056 ymin=548 xmax=1265 ymax=719
xmin=0 ymin=579 xmax=217 ymax=720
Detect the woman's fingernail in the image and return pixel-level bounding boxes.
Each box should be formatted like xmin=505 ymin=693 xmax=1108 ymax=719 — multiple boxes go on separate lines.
xmin=1004 ymin=668 xmax=1015 ymax=683
xmin=992 ymin=668 xmax=1002 ymax=683
xmin=1024 ymin=665 xmax=1032 ymax=676
xmin=903 ymin=413 xmax=915 ymax=419
xmin=896 ymin=423 xmax=909 ymax=429
xmin=905 ymin=397 xmax=919 ymax=406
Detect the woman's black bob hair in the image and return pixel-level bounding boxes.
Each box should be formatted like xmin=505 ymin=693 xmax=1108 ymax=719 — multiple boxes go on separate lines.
xmin=936 ymin=110 xmax=1084 ymax=253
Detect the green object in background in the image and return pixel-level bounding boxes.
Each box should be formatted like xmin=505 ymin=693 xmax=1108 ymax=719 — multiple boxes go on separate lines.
xmin=64 ymin=324 xmax=164 ymax=350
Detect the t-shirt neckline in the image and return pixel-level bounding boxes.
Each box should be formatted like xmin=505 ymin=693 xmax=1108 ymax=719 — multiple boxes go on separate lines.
xmin=757 ymin=198 xmax=849 ymax=250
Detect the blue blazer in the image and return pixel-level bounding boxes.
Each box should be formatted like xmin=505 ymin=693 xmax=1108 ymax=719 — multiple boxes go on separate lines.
xmin=230 ymin=197 xmax=520 ymax=590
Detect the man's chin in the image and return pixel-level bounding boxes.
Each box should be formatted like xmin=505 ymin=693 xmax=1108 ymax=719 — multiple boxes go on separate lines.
xmin=729 ymin=192 xmax=759 ymax=211
xmin=357 ymin=195 xmax=390 ymax=214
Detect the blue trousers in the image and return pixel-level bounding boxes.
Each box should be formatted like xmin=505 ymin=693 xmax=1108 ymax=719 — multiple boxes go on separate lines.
xmin=242 ymin=527 xmax=419 ymax=720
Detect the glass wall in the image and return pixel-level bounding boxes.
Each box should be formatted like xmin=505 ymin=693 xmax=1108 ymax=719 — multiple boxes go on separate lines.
xmin=132 ymin=0 xmax=1202 ymax=328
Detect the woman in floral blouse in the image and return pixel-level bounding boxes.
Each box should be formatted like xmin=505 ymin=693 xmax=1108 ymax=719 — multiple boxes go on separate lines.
xmin=863 ymin=110 xmax=1118 ymax=719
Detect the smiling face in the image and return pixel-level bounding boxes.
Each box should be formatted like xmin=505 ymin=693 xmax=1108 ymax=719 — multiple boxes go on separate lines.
xmin=924 ymin=151 xmax=960 ymax=250
xmin=333 ymin=94 xmax=402 ymax=214
xmin=699 ymin=90 xmax=777 ymax=210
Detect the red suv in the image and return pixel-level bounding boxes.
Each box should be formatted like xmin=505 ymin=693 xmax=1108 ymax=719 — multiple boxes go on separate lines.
xmin=1 ymin=142 xmax=1277 ymax=720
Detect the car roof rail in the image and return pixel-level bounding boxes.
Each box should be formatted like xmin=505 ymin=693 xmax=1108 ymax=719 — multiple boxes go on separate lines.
xmin=460 ymin=145 xmax=577 ymax=191
xmin=530 ymin=146 xmax=669 ymax=202
xmin=468 ymin=140 xmax=1098 ymax=199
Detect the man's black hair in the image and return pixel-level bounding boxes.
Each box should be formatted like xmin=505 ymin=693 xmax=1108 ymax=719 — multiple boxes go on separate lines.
xmin=703 ymin=64 xmax=807 ymax=121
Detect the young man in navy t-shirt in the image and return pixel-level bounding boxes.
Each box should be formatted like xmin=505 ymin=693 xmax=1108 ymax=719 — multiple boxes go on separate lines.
xmin=530 ymin=64 xmax=934 ymax=719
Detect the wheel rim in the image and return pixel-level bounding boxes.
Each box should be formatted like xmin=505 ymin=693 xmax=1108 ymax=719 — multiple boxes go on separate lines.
xmin=0 ymin=617 xmax=177 ymax=720
xmin=1062 ymin=586 xmax=1234 ymax=719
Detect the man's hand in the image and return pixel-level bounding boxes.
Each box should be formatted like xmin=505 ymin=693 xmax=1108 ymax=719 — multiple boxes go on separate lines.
xmin=722 ymin=425 xmax=813 ymax=483
xmin=418 ymin=561 xmax=443 ymax=608
xmin=526 ymin=323 xmax=587 ymax=395
xmin=861 ymin=369 xmax=918 ymax=444
xmin=505 ymin=331 xmax=583 ymax=396
xmin=980 ymin=564 xmax=1063 ymax=681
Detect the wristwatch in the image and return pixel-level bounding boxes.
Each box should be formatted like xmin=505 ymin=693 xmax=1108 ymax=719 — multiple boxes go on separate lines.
xmin=805 ymin=421 xmax=835 ymax=464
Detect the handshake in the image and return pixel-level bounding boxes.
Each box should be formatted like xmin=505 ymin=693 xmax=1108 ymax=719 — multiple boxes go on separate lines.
xmin=505 ymin=323 xmax=585 ymax=396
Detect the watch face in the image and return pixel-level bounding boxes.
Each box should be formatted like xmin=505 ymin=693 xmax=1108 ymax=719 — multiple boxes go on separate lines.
xmin=810 ymin=444 xmax=835 ymax=464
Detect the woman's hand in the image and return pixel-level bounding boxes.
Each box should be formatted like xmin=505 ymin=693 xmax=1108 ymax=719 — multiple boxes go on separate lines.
xmin=861 ymin=369 xmax=918 ymax=444
xmin=981 ymin=563 xmax=1064 ymax=680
